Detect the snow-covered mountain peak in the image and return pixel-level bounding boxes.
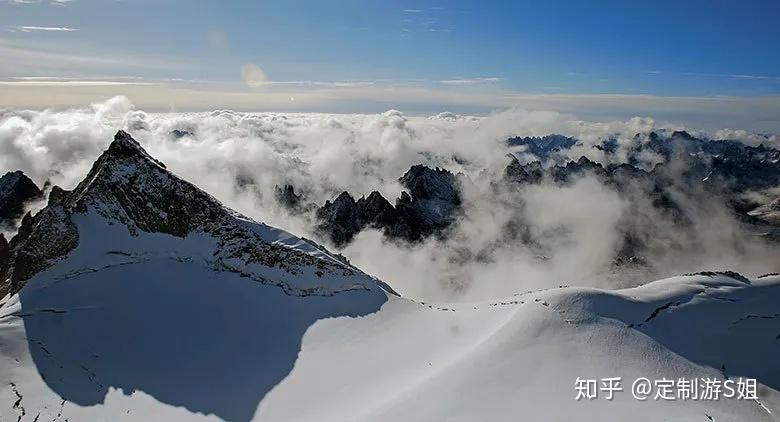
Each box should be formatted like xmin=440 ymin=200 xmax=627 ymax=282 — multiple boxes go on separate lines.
xmin=107 ymin=129 xmax=167 ymax=169
xmin=63 ymin=130 xmax=237 ymax=237
xmin=0 ymin=131 xmax=390 ymax=299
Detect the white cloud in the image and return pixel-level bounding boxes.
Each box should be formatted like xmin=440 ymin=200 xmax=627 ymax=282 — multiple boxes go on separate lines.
xmin=0 ymin=79 xmax=155 ymax=86
xmin=713 ymin=128 xmax=778 ymax=147
xmin=730 ymin=74 xmax=774 ymax=80
xmin=0 ymin=70 xmax=779 ymax=132
xmin=265 ymin=80 xmax=376 ymax=88
xmin=0 ymin=37 xmax=191 ymax=79
xmin=440 ymin=77 xmax=501 ymax=85
xmin=8 ymin=25 xmax=79 ymax=32
xmin=1 ymin=97 xmax=778 ymax=301
xmin=4 ymin=0 xmax=74 ymax=4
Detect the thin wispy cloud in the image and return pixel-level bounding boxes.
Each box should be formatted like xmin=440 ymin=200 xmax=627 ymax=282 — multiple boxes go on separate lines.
xmin=8 ymin=25 xmax=79 ymax=32
xmin=0 ymin=37 xmax=189 ymax=77
xmin=644 ymin=70 xmax=779 ymax=80
xmin=4 ymin=0 xmax=74 ymax=4
xmin=440 ymin=77 xmax=501 ymax=85
xmin=400 ymin=8 xmax=454 ymax=35
xmin=730 ymin=74 xmax=776 ymax=80
xmin=0 ymin=81 xmax=148 ymax=86
xmin=266 ymin=80 xmax=376 ymax=88
xmin=0 ymin=76 xmax=155 ymax=86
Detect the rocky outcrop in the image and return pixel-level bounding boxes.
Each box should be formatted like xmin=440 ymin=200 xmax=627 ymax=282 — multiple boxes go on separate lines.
xmin=0 ymin=171 xmax=43 ymax=229
xmin=498 ymin=133 xmax=780 ymax=271
xmin=503 ymin=155 xmax=543 ymax=185
xmin=315 ymin=165 xmax=462 ymax=247
xmin=0 ymin=130 xmax=364 ymax=298
xmin=502 ymin=130 xmax=780 ymax=195
xmin=505 ymin=134 xmax=576 ymax=158
xmin=315 ymin=192 xmax=362 ymax=246
xmin=505 ymin=131 xmax=780 ymax=190
xmin=502 ymin=156 xmax=617 ymax=186
xmin=315 ymin=190 xmax=402 ymax=246
xmin=1 ymin=205 xmax=78 ymax=297
xmin=58 ymin=130 xmax=231 ymax=237
xmin=0 ymin=233 xmax=9 ymax=280
xmin=549 ymin=156 xmax=608 ymax=183
xmin=274 ymin=184 xmax=311 ymax=215
xmin=399 ymin=165 xmax=461 ymax=206
xmin=170 ymin=129 xmax=194 ymax=139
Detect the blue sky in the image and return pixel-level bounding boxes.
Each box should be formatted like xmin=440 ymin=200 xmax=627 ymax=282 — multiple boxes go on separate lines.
xmin=1 ymin=0 xmax=779 ymax=130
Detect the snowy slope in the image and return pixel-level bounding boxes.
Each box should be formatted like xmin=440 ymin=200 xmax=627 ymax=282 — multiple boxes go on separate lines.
xmin=0 ymin=214 xmax=388 ymax=422
xmin=0 ymin=132 xmax=778 ymax=421
xmin=2 ymin=267 xmax=778 ymax=421
xmin=256 ymin=273 xmax=780 ymax=421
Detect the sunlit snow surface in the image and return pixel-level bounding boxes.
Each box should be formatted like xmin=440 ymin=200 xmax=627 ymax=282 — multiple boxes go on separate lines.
xmin=1 ymin=208 xmax=779 ymax=421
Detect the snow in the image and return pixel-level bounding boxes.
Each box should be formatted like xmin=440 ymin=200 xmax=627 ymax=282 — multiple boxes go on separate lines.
xmin=0 ymin=209 xmax=388 ymax=422
xmin=236 ymin=216 xmax=347 ymax=268
xmin=256 ymin=275 xmax=780 ymax=421
xmin=0 ymin=184 xmax=778 ymax=420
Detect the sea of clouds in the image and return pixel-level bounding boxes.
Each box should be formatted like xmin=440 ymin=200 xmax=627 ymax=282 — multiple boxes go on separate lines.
xmin=1 ymin=96 xmax=778 ymax=301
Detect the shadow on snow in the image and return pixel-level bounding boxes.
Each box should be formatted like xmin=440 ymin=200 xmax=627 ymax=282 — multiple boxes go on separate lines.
xmin=19 ymin=259 xmax=387 ymax=421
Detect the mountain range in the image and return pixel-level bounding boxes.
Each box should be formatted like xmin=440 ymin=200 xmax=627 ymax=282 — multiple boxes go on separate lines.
xmin=0 ymin=131 xmax=778 ymax=421
xmin=280 ymin=130 xmax=780 ymax=275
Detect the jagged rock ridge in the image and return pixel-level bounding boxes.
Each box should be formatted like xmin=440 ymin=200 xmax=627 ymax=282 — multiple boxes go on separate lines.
xmin=0 ymin=130 xmax=383 ymax=298
xmin=0 ymin=171 xmax=43 ymax=230
xmin=302 ymin=131 xmax=780 ymax=276
xmin=506 ymin=134 xmax=577 ymax=158
xmin=315 ymin=165 xmax=462 ymax=246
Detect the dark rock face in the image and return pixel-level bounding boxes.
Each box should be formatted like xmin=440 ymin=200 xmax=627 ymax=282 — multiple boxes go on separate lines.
xmin=275 ymin=184 xmax=306 ymax=214
xmin=316 ymin=130 xmax=780 ymax=258
xmin=503 ymin=131 xmax=780 ymax=195
xmin=1 ymin=203 xmax=78 ymax=298
xmin=170 ymin=129 xmax=194 ymax=139
xmin=399 ymin=165 xmax=461 ymax=205
xmin=0 ymin=170 xmax=43 ymax=229
xmin=63 ymin=130 xmax=228 ymax=238
xmin=550 ymin=156 xmax=608 ymax=183
xmin=0 ymin=233 xmax=8 ymax=278
xmin=503 ymin=155 xmax=543 ymax=185
xmin=506 ymin=131 xmax=780 ymax=188
xmin=506 ymin=134 xmax=577 ymax=159
xmin=499 ymin=131 xmax=780 ymax=271
xmin=0 ymin=130 xmax=360 ymax=298
xmin=394 ymin=165 xmax=461 ymax=237
xmin=315 ymin=192 xmax=362 ymax=246
xmin=315 ymin=190 xmax=405 ymax=246
xmin=315 ymin=165 xmax=462 ymax=247
xmin=594 ymin=138 xmax=619 ymax=154
xmin=357 ymin=191 xmax=396 ymax=225
xmin=503 ymin=155 xmax=618 ymax=186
